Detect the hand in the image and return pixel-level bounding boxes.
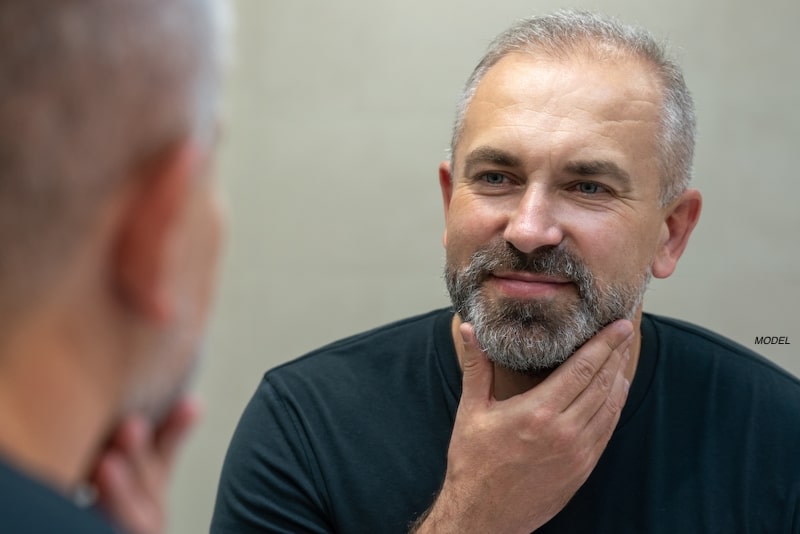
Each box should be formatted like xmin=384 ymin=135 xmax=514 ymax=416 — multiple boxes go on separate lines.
xmin=89 ymin=396 xmax=202 ymax=534
xmin=413 ymin=320 xmax=634 ymax=534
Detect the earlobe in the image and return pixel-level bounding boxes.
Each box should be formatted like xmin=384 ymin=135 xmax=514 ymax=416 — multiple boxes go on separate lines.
xmin=651 ymin=189 xmax=702 ymax=279
xmin=114 ymin=141 xmax=198 ymax=324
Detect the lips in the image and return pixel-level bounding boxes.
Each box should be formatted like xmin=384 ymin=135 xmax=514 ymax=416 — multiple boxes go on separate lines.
xmin=487 ymin=271 xmax=575 ymax=299
xmin=490 ymin=271 xmax=572 ymax=284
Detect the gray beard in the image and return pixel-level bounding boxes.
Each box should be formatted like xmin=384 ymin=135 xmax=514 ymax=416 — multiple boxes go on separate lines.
xmin=445 ymin=241 xmax=650 ymax=374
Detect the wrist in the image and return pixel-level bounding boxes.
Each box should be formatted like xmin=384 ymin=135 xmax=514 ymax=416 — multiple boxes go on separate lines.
xmin=409 ymin=483 xmax=473 ymax=534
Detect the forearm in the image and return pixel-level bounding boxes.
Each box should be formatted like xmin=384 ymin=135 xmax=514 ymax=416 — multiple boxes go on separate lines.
xmin=410 ymin=482 xmax=552 ymax=534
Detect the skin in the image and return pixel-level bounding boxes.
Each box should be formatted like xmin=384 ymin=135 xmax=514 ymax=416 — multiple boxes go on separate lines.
xmin=97 ymin=138 xmax=225 ymax=534
xmin=93 ymin=138 xmax=224 ymax=534
xmin=90 ymin=397 xmax=202 ymax=534
xmin=414 ymin=320 xmax=633 ymax=533
xmin=414 ymin=52 xmax=701 ymax=532
xmin=0 ymin=135 xmax=223 ymax=534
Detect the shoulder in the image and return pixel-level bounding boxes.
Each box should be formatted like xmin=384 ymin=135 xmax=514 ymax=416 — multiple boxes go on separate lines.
xmin=640 ymin=314 xmax=800 ymax=521
xmin=0 ymin=459 xmax=115 ymax=534
xmin=643 ymin=313 xmax=800 ymax=430
xmin=215 ymin=309 xmax=458 ymax=533
xmin=264 ymin=308 xmax=452 ymax=385
xmin=645 ymin=313 xmax=800 ymax=389
xmin=245 ymin=308 xmax=457 ymax=418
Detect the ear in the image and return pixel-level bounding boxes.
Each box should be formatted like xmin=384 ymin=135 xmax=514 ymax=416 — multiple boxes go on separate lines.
xmin=439 ymin=160 xmax=454 ymax=248
xmin=114 ymin=141 xmax=199 ymax=324
xmin=651 ymin=188 xmax=702 ymax=279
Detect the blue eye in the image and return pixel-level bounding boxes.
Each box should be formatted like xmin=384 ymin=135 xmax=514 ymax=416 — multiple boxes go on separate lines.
xmin=481 ymin=172 xmax=507 ymax=185
xmin=576 ymin=182 xmax=605 ymax=194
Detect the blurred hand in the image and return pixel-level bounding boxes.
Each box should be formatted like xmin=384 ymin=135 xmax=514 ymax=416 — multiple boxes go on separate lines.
xmin=90 ymin=396 xmax=202 ymax=534
xmin=413 ymin=320 xmax=633 ymax=534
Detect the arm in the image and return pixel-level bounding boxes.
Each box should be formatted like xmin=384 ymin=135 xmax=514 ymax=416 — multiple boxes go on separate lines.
xmin=413 ymin=320 xmax=633 ymax=534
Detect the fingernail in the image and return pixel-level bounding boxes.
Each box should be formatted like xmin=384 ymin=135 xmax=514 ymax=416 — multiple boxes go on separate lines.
xmin=624 ymin=379 xmax=631 ymax=394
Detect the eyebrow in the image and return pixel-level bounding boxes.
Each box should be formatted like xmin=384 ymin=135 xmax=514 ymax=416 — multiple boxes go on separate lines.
xmin=462 ymin=146 xmax=522 ymax=177
xmin=564 ymin=159 xmax=632 ymax=188
xmin=461 ymin=146 xmax=633 ymax=188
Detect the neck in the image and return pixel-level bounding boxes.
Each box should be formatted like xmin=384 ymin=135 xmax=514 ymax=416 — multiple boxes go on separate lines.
xmin=0 ymin=309 xmax=121 ymax=493
xmin=451 ymin=313 xmax=642 ymax=400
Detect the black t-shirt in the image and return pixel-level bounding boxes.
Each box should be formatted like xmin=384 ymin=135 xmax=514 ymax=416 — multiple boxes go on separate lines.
xmin=212 ymin=309 xmax=800 ymax=533
xmin=0 ymin=457 xmax=116 ymax=533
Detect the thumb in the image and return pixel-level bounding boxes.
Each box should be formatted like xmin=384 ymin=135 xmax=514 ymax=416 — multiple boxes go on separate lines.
xmin=458 ymin=322 xmax=494 ymax=406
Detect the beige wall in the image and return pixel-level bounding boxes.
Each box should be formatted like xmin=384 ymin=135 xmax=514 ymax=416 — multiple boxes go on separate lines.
xmin=170 ymin=0 xmax=800 ymax=531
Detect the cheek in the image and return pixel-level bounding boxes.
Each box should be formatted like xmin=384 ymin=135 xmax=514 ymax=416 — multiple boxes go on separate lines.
xmin=565 ymin=210 xmax=661 ymax=278
xmin=445 ymin=193 xmax=505 ymax=250
xmin=605 ymin=226 xmax=663 ymax=281
xmin=445 ymin=216 xmax=489 ymax=267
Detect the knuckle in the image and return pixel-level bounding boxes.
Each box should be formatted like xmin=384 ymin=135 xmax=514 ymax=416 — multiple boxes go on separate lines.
xmin=568 ymin=357 xmax=598 ymax=384
xmin=601 ymin=337 xmax=617 ymax=354
xmin=461 ymin=355 xmax=483 ymax=375
xmin=594 ymin=367 xmax=614 ymax=391
xmin=603 ymin=394 xmax=622 ymax=417
xmin=526 ymin=405 xmax=554 ymax=429
xmin=603 ymin=379 xmax=628 ymax=418
xmin=521 ymin=405 xmax=562 ymax=443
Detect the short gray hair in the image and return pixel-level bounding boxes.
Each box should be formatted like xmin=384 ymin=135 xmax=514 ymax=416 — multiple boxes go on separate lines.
xmin=0 ymin=0 xmax=231 ymax=316
xmin=450 ymin=10 xmax=695 ymax=207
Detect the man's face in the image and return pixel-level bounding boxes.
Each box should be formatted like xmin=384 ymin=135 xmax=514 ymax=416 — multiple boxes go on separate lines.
xmin=442 ymin=52 xmax=669 ymax=373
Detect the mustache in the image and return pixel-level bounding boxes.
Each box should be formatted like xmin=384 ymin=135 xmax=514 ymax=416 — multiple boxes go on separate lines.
xmin=462 ymin=241 xmax=593 ymax=288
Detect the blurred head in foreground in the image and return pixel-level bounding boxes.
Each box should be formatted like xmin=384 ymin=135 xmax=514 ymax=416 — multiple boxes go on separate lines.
xmin=0 ymin=0 xmax=231 ymax=531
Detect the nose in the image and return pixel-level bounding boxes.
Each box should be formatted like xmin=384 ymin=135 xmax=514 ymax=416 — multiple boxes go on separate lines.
xmin=503 ymin=185 xmax=564 ymax=253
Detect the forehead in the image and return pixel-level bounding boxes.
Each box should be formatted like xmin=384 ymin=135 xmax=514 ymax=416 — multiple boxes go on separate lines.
xmin=457 ymin=52 xmax=663 ymax=180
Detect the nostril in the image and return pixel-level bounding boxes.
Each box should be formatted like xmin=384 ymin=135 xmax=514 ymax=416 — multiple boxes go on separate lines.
xmin=503 ymin=215 xmax=563 ymax=255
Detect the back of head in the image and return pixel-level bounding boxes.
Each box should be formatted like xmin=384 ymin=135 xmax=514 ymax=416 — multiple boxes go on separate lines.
xmin=0 ymin=0 xmax=230 ymax=321
xmin=451 ymin=10 xmax=695 ymax=206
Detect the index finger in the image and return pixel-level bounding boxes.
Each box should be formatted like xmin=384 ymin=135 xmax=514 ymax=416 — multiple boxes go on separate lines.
xmin=535 ymin=319 xmax=633 ymax=411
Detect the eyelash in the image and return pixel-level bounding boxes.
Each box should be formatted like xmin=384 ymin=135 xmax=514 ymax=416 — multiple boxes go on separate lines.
xmin=475 ymin=172 xmax=513 ymax=186
xmin=572 ymin=182 xmax=608 ymax=195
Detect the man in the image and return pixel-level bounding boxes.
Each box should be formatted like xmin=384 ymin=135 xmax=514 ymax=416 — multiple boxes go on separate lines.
xmin=212 ymin=11 xmax=800 ymax=533
xmin=0 ymin=0 xmax=229 ymax=532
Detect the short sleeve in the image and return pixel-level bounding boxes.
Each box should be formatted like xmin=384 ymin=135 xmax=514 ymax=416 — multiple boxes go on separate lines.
xmin=210 ymin=378 xmax=332 ymax=534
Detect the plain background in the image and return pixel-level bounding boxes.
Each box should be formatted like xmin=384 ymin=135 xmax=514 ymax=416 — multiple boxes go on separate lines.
xmin=169 ymin=0 xmax=799 ymax=532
